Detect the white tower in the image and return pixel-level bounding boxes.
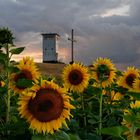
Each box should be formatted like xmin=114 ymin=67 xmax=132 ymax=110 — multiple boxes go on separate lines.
xmin=41 ymin=33 xmax=60 ymax=63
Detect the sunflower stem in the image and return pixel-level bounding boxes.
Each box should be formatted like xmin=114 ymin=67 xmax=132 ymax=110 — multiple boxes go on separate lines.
xmin=132 ymin=123 xmax=135 ymax=140
xmin=81 ymin=93 xmax=87 ymax=137
xmin=6 ymin=44 xmax=10 ymax=123
xmin=99 ymin=82 xmax=103 ymax=135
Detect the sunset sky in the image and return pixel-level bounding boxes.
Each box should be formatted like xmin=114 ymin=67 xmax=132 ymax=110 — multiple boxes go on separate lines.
xmin=0 ymin=0 xmax=140 ymax=69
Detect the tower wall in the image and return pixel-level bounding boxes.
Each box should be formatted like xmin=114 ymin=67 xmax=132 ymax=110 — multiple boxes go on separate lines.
xmin=42 ymin=33 xmax=59 ymax=63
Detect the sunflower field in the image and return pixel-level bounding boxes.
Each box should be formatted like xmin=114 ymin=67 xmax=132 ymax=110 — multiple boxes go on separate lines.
xmin=1 ymin=28 xmax=140 ymax=140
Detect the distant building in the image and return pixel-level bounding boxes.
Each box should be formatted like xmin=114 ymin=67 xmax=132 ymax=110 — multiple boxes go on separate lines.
xmin=41 ymin=33 xmax=60 ymax=63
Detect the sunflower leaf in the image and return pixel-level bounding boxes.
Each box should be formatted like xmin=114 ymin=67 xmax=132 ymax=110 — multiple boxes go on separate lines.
xmin=55 ymin=131 xmax=71 ymax=140
xmin=16 ymin=79 xmax=33 ymax=88
xmin=32 ymin=135 xmax=52 ymax=140
xmin=10 ymin=47 xmax=25 ymax=54
xmin=126 ymin=91 xmax=140 ymax=100
xmin=0 ymin=59 xmax=5 ymax=67
xmin=68 ymin=133 xmax=81 ymax=140
xmin=0 ymin=52 xmax=7 ymax=60
xmin=101 ymin=126 xmax=128 ymax=138
xmin=8 ymin=66 xmax=20 ymax=73
xmin=0 ymin=87 xmax=6 ymax=93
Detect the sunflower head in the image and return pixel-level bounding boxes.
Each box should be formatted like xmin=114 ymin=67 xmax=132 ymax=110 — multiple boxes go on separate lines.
xmin=135 ymin=129 xmax=140 ymax=139
xmin=18 ymin=80 xmax=75 ymax=134
xmin=123 ymin=128 xmax=140 ymax=140
xmin=10 ymin=57 xmax=40 ymax=94
xmin=92 ymin=57 xmax=116 ymax=87
xmin=133 ymin=79 xmax=140 ymax=92
xmin=18 ymin=56 xmax=34 ymax=66
xmin=117 ymin=67 xmax=139 ymax=90
xmin=122 ymin=101 xmax=140 ymax=140
xmin=62 ymin=63 xmax=90 ymax=93
xmin=0 ymin=81 xmax=5 ymax=87
xmin=130 ymin=100 xmax=140 ymax=109
xmin=96 ymin=64 xmax=110 ymax=81
xmin=111 ymin=91 xmax=123 ymax=101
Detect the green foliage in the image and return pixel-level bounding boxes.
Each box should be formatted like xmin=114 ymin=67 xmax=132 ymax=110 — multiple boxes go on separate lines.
xmin=0 ymin=27 xmax=31 ymax=139
xmin=101 ymin=126 xmax=128 ymax=139
xmin=10 ymin=47 xmax=25 ymax=55
xmin=0 ymin=52 xmax=7 ymax=67
xmin=16 ymin=79 xmax=34 ymax=88
xmin=31 ymin=131 xmax=80 ymax=140
xmin=126 ymin=91 xmax=140 ymax=100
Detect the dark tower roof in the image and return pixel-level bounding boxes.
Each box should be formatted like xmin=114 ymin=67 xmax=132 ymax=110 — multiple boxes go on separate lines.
xmin=41 ymin=33 xmax=60 ymax=37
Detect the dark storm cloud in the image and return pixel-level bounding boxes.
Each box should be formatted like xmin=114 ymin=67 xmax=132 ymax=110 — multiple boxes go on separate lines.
xmin=0 ymin=0 xmax=140 ymax=67
xmin=0 ymin=0 xmax=125 ymax=32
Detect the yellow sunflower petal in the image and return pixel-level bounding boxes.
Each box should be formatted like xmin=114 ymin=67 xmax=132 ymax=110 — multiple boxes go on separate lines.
xmin=92 ymin=57 xmax=116 ymax=88
xmin=18 ymin=80 xmax=75 ymax=134
xmin=117 ymin=67 xmax=139 ymax=90
xmin=62 ymin=63 xmax=90 ymax=93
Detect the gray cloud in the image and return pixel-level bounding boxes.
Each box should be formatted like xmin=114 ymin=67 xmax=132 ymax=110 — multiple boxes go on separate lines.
xmin=0 ymin=0 xmax=140 ymax=68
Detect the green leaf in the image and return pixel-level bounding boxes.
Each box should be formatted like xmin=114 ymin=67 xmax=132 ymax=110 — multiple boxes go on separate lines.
xmin=16 ymin=79 xmax=33 ymax=88
xmin=0 ymin=59 xmax=5 ymax=66
xmin=0 ymin=52 xmax=7 ymax=67
xmin=123 ymin=114 xmax=136 ymax=123
xmin=10 ymin=47 xmax=25 ymax=54
xmin=68 ymin=134 xmax=81 ymax=140
xmin=0 ymin=52 xmax=7 ymax=60
xmin=0 ymin=87 xmax=6 ymax=93
xmin=116 ymin=70 xmax=123 ymax=76
xmin=86 ymin=85 xmax=101 ymax=95
xmin=126 ymin=91 xmax=140 ymax=100
xmin=32 ymin=135 xmax=52 ymax=140
xmin=86 ymin=133 xmax=102 ymax=140
xmin=88 ymin=119 xmax=98 ymax=125
xmin=0 ymin=43 xmax=3 ymax=48
xmin=32 ymin=131 xmax=71 ymax=140
xmin=8 ymin=66 xmax=20 ymax=73
xmin=55 ymin=131 xmax=71 ymax=140
xmin=11 ymin=116 xmax=18 ymax=123
xmin=134 ymin=122 xmax=140 ymax=128
xmin=101 ymin=126 xmax=128 ymax=138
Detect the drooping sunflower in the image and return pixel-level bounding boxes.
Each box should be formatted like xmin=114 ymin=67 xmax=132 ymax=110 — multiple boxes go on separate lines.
xmin=92 ymin=57 xmax=116 ymax=88
xmin=117 ymin=67 xmax=139 ymax=90
xmin=122 ymin=101 xmax=140 ymax=140
xmin=133 ymin=79 xmax=140 ymax=92
xmin=10 ymin=57 xmax=40 ymax=94
xmin=62 ymin=63 xmax=90 ymax=93
xmin=18 ymin=80 xmax=75 ymax=134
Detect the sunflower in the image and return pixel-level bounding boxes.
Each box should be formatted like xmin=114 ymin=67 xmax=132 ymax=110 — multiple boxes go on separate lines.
xmin=10 ymin=57 xmax=40 ymax=94
xmin=133 ymin=79 xmax=140 ymax=92
xmin=18 ymin=80 xmax=75 ymax=134
xmin=62 ymin=63 xmax=90 ymax=93
xmin=103 ymin=90 xmax=122 ymax=104
xmin=110 ymin=91 xmax=123 ymax=101
xmin=117 ymin=67 xmax=139 ymax=90
xmin=122 ymin=101 xmax=140 ymax=140
xmin=130 ymin=100 xmax=140 ymax=109
xmin=0 ymin=81 xmax=5 ymax=87
xmin=92 ymin=57 xmax=116 ymax=88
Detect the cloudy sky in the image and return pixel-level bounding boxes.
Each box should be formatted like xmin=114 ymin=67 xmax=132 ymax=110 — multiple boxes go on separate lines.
xmin=0 ymin=0 xmax=140 ymax=69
